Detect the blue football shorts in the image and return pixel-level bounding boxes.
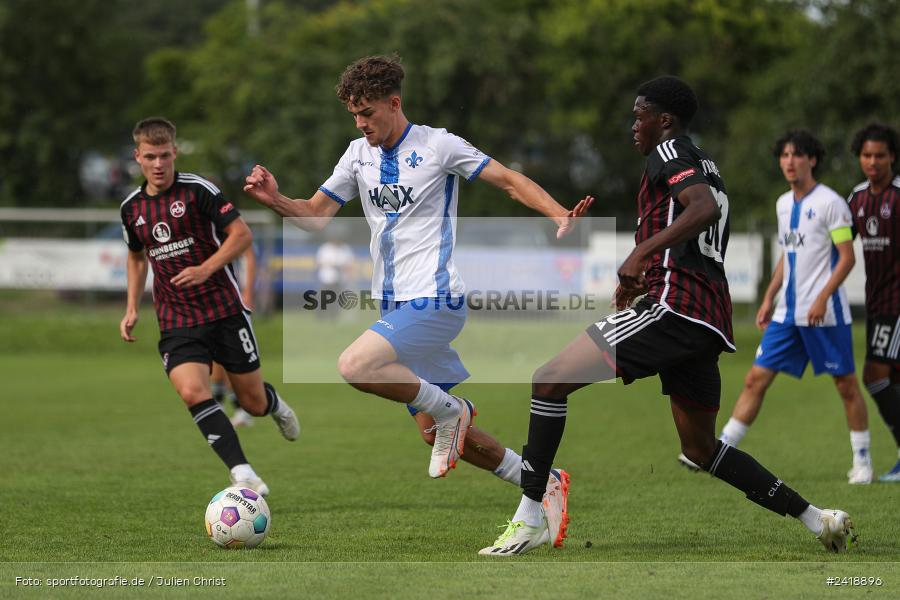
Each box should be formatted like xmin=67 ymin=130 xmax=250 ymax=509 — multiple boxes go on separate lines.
xmin=753 ymin=319 xmax=855 ymax=377
xmin=369 ymin=297 xmax=469 ymax=415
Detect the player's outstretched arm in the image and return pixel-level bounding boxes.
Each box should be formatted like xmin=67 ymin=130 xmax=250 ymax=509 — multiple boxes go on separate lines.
xmin=243 ymin=164 xmax=340 ymax=231
xmin=120 ymin=250 xmax=148 ymax=342
xmin=475 ymin=159 xmax=594 ymax=238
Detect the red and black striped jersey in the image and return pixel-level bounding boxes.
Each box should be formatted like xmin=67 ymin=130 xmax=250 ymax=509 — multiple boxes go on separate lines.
xmin=120 ymin=172 xmax=247 ymax=331
xmin=847 ymin=176 xmax=900 ymax=317
xmin=637 ymin=136 xmax=734 ymax=350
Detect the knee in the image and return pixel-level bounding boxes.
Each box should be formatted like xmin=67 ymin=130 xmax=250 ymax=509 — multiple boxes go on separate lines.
xmin=861 ymin=364 xmax=884 ymax=388
xmin=743 ymin=369 xmax=769 ymax=394
xmin=337 ymin=348 xmax=369 ymax=383
xmin=532 ymin=362 xmax=566 ymax=399
xmin=834 ymin=376 xmax=861 ymax=400
xmin=176 ymin=383 xmax=210 ymax=406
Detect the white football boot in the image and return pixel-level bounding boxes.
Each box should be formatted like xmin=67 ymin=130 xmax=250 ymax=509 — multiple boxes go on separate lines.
xmin=428 ymin=397 xmax=475 ymax=478
xmin=816 ymin=509 xmax=857 ymax=552
xmin=270 ymin=393 xmax=300 ymax=441
xmin=543 ymin=469 xmax=570 ymax=547
xmin=847 ymin=464 xmax=873 ymax=485
xmin=479 ymin=519 xmax=550 ymax=556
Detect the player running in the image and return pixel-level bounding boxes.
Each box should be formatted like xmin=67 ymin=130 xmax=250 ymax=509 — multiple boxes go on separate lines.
xmin=480 ymin=77 xmax=855 ymax=556
xmin=847 ymin=122 xmax=900 ymax=481
xmin=120 ymin=117 xmax=299 ymax=496
xmin=243 ymin=55 xmax=590 ymax=546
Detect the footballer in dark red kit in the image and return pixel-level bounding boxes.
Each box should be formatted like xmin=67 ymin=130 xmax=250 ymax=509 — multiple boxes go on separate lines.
xmin=119 ymin=117 xmax=300 ymax=497
xmin=480 ymin=77 xmax=856 ymax=557
xmin=847 ymin=122 xmax=900 ymax=481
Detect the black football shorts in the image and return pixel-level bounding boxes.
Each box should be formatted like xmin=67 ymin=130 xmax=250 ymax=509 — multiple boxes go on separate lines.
xmin=158 ymin=312 xmax=261 ymax=375
xmin=585 ymin=299 xmax=724 ymax=411
xmin=866 ymin=315 xmax=900 ymax=365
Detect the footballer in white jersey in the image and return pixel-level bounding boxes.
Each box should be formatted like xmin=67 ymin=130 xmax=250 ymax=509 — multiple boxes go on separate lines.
xmin=320 ymin=122 xmax=488 ymax=301
xmin=715 ymin=129 xmax=871 ymax=487
xmin=243 ymin=55 xmax=591 ymax=501
xmin=771 ymin=183 xmax=853 ymax=327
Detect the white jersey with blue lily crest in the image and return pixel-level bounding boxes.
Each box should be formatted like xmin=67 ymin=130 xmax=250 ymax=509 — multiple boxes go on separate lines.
xmin=771 ymin=183 xmax=853 ymax=327
xmin=320 ymin=123 xmax=491 ymax=300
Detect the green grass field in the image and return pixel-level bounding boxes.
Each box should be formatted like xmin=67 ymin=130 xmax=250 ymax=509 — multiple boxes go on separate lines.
xmin=2 ymin=293 xmax=899 ymax=598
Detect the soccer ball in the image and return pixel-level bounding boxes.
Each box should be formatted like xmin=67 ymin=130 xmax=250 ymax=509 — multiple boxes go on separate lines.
xmin=204 ymin=486 xmax=271 ymax=549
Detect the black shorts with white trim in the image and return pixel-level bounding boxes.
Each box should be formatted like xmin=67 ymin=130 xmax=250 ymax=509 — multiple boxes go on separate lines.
xmin=158 ymin=312 xmax=261 ymax=375
xmin=585 ymin=299 xmax=723 ymax=411
xmin=866 ymin=315 xmax=900 ymax=365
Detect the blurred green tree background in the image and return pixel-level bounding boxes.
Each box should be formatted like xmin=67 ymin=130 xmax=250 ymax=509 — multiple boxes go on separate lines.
xmin=1 ymin=0 xmax=897 ymax=226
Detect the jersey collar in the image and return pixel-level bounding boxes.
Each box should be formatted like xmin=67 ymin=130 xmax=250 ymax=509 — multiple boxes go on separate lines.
xmin=142 ymin=171 xmax=178 ymax=198
xmin=793 ymin=182 xmax=819 ymax=204
xmin=381 ymin=122 xmax=413 ymax=153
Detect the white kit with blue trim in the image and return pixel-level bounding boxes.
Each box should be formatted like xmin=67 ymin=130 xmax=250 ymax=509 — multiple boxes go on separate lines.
xmin=771 ymin=183 xmax=853 ymax=327
xmin=320 ymin=123 xmax=490 ymax=300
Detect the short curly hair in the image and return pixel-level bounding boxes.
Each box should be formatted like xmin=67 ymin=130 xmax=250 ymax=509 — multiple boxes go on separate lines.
xmin=851 ymin=122 xmax=898 ymax=168
xmin=336 ymin=55 xmax=405 ymax=104
xmin=636 ymin=76 xmax=698 ymax=125
xmin=773 ymin=129 xmax=825 ymax=176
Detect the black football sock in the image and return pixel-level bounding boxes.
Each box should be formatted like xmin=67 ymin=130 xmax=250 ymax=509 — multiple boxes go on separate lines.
xmin=521 ymin=395 xmax=568 ymax=502
xmin=706 ymin=440 xmax=809 ymax=517
xmin=263 ymin=382 xmax=281 ymax=416
xmin=189 ymin=399 xmax=248 ymax=469
xmin=867 ymin=379 xmax=900 ymax=446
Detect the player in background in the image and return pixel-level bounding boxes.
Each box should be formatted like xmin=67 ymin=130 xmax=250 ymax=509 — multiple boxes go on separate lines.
xmin=315 ymin=232 xmax=354 ymax=321
xmin=120 ymin=117 xmax=299 ymax=496
xmin=244 ymin=55 xmax=591 ymax=546
xmin=680 ymin=130 xmax=872 ymax=485
xmin=847 ymin=122 xmax=900 ymax=481
xmin=212 ymin=243 xmax=257 ymax=427
xmin=480 ymin=77 xmax=855 ymax=556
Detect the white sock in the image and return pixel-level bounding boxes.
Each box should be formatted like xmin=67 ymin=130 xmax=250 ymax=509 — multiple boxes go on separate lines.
xmin=408 ymin=378 xmax=459 ymax=421
xmin=719 ymin=417 xmax=749 ymax=447
xmin=512 ymin=494 xmax=544 ymax=528
xmin=850 ymin=430 xmax=872 ymax=466
xmin=230 ymin=463 xmax=257 ymax=481
xmin=798 ymin=504 xmax=824 ymax=535
xmin=493 ymin=448 xmax=522 ymax=486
